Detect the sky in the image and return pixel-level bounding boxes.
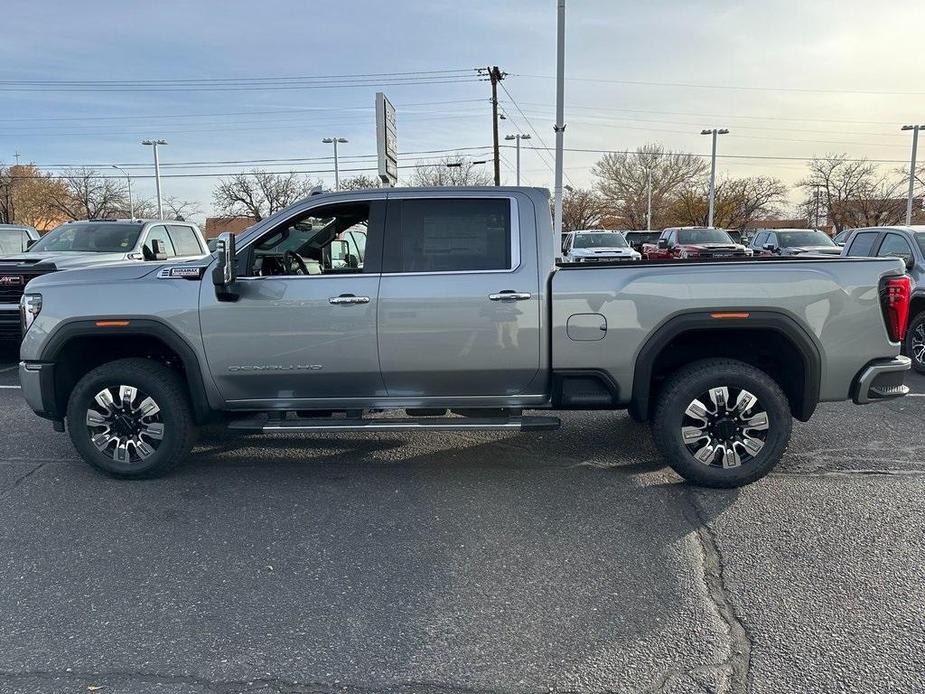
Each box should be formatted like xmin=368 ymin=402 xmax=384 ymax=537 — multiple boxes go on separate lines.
xmin=2 ymin=0 xmax=924 ymax=221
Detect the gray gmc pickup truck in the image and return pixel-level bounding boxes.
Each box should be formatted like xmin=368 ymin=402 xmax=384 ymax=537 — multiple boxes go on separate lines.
xmin=17 ymin=187 xmax=912 ymax=487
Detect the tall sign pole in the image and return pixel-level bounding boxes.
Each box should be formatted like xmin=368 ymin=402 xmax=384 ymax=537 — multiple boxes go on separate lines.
xmin=902 ymin=124 xmax=922 ymax=226
xmin=376 ymin=92 xmax=398 ymax=187
xmin=553 ymin=0 xmax=566 ymax=239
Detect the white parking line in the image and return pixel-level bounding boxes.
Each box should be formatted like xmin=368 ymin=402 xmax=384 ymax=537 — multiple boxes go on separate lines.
xmin=0 ymin=366 xmax=18 ymax=373
xmin=0 ymin=385 xmax=21 ymax=389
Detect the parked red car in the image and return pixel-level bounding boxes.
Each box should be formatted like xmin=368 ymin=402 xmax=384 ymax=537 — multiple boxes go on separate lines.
xmin=642 ymin=227 xmax=753 ymax=260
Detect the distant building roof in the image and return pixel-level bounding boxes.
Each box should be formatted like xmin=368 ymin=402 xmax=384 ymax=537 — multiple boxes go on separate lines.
xmin=204 ymin=216 xmax=258 ymax=239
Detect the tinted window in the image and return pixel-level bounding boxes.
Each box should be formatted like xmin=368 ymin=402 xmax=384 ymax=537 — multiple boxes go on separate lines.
xmin=167 ymin=225 xmax=203 ymax=256
xmin=392 ymin=198 xmax=511 ymax=272
xmin=751 ymin=232 xmax=767 ymax=249
xmin=573 ymin=232 xmax=628 ymax=248
xmin=0 ymin=228 xmax=30 ymax=255
xmin=676 ymin=229 xmax=735 ymax=244
xmin=846 ymin=231 xmax=879 ymax=257
xmin=876 ymin=233 xmax=913 ymax=260
xmin=144 ymin=225 xmax=176 ymax=257
xmin=29 ymin=222 xmax=143 ymax=253
xmin=776 ymin=231 xmax=836 ymax=248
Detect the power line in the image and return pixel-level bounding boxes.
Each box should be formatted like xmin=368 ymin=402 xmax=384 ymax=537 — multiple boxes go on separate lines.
xmin=517 ymin=144 xmax=909 ymax=164
xmin=512 ymin=73 xmax=925 ymax=96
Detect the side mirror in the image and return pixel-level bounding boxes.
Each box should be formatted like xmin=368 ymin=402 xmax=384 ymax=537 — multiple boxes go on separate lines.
xmin=150 ymin=239 xmax=168 ymax=261
xmin=763 ymin=243 xmax=775 ymax=252
xmin=657 ymin=239 xmax=669 ymax=249
xmin=904 ymin=256 xmax=915 ymax=271
xmin=212 ymin=232 xmax=238 ymax=301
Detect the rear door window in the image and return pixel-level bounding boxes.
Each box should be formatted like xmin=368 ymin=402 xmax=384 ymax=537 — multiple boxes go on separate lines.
xmin=845 ymin=231 xmax=879 ymax=257
xmin=876 ymin=233 xmax=914 ymax=261
xmin=385 ymin=198 xmax=512 ymax=273
xmin=167 ymin=225 xmax=203 ymax=256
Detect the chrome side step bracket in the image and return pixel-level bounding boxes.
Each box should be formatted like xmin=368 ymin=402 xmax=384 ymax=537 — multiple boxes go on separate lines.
xmin=227 ymin=415 xmax=561 ymax=433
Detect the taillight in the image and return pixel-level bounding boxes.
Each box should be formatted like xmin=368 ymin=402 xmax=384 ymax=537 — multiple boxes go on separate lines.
xmin=881 ymin=276 xmax=911 ymax=342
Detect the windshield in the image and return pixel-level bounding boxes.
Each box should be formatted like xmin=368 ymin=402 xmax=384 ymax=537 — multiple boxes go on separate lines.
xmin=573 ymin=232 xmax=628 ymax=248
xmin=29 ymin=222 xmax=143 ymax=253
xmin=677 ymin=229 xmax=735 ymax=245
xmin=915 ymin=233 xmax=925 ymax=258
xmin=776 ymin=231 xmax=836 ymax=248
xmin=0 ymin=228 xmax=31 ymax=255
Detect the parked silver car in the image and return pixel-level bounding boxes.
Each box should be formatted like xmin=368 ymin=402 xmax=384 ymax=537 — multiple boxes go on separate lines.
xmin=562 ymin=229 xmax=641 ymax=262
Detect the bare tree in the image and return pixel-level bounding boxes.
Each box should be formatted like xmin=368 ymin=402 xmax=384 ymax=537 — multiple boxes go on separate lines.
xmin=667 ymin=176 xmax=787 ymax=229
xmin=162 ymin=195 xmax=203 ymax=222
xmin=46 ymin=168 xmax=128 ymax=220
xmin=559 ymin=187 xmax=604 ymax=231
xmin=212 ymin=170 xmax=319 ymax=221
xmin=338 ymin=175 xmax=381 ymax=191
xmin=410 ymin=157 xmax=492 ymax=187
xmin=592 ymin=144 xmax=707 ymax=229
xmin=799 ymin=154 xmax=905 ymax=232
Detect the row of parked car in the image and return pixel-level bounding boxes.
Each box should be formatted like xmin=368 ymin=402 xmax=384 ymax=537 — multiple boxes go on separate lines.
xmin=560 ymin=226 xmax=846 ymax=263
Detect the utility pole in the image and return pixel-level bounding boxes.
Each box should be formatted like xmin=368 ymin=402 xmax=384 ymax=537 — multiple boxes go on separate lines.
xmin=483 ymin=66 xmax=505 ymax=187
xmin=111 ymin=164 xmax=134 ymax=219
xmin=553 ymin=0 xmax=566 ymax=239
xmin=700 ymin=128 xmax=728 ymax=228
xmin=902 ymin=124 xmax=923 ymax=226
xmin=13 ymin=152 xmax=21 ymax=166
xmin=141 ymin=139 xmax=167 ymax=219
xmin=322 ymin=137 xmax=348 ymax=190
xmin=646 ymin=169 xmax=652 ymax=231
xmin=504 ymin=133 xmax=531 ymax=185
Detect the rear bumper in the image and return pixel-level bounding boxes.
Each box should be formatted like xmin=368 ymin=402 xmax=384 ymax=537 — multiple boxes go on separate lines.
xmin=19 ymin=361 xmax=59 ymax=421
xmin=852 ymin=355 xmax=911 ymax=404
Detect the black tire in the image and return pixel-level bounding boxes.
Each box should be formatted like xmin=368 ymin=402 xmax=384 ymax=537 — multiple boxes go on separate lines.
xmin=66 ymin=358 xmax=196 ymax=479
xmin=652 ymin=358 xmax=792 ymax=488
xmin=904 ymin=312 xmax=925 ymax=374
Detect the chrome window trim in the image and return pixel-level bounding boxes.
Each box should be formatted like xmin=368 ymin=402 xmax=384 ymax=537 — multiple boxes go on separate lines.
xmin=382 ymin=196 xmax=521 ymax=277
xmin=236 ymin=273 xmax=380 ymax=282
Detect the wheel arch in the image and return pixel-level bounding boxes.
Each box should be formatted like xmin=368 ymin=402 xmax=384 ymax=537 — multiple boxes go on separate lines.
xmin=629 ymin=310 xmax=822 ymax=423
xmin=39 ymin=318 xmax=213 ymax=424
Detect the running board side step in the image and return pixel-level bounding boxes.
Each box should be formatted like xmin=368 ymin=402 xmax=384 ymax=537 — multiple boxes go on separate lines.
xmin=227 ymin=415 xmax=561 ymax=433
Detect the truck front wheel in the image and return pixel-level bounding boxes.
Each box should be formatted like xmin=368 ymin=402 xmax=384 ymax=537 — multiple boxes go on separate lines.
xmin=66 ymin=358 xmax=197 ymax=479
xmin=651 ymin=358 xmax=792 ymax=488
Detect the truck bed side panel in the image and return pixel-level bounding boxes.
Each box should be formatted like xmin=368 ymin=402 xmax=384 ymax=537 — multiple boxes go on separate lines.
xmin=550 ymin=258 xmax=905 ymax=404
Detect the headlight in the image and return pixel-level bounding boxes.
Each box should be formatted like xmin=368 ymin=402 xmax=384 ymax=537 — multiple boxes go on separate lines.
xmin=20 ymin=293 xmax=42 ymax=334
xmin=744 ymin=248 xmax=754 ymax=256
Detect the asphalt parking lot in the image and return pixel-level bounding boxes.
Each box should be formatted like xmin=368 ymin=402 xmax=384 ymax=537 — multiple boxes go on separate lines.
xmin=0 ymin=344 xmax=922 ymax=694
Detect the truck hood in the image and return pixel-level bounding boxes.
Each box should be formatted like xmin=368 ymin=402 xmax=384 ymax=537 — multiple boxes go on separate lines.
xmin=570 ymin=247 xmax=636 ymax=256
xmin=24 ymin=260 xmax=174 ymax=290
xmin=682 ymin=243 xmax=746 ymax=252
xmin=1 ymin=251 xmax=135 ymax=270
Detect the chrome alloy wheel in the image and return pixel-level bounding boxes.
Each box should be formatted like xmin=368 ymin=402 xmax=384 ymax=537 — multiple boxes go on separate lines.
xmin=910 ymin=321 xmax=925 ymax=366
xmin=85 ymin=385 xmax=165 ymax=463
xmin=681 ymin=386 xmax=769 ymax=469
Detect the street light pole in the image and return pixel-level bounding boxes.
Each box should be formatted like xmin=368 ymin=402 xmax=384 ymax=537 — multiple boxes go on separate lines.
xmin=322 ymin=137 xmax=348 ymax=190
xmin=553 ymin=0 xmax=566 ymax=239
xmin=141 ymin=139 xmax=167 ymax=219
xmin=902 ymin=125 xmax=923 ymax=226
xmin=504 ymin=134 xmax=531 ymax=185
xmin=646 ymin=168 xmax=652 ymax=231
xmin=700 ymin=128 xmax=729 ymax=228
xmin=111 ymin=164 xmax=134 ymax=220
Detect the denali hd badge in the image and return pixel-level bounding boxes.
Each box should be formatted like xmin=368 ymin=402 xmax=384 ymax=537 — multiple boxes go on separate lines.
xmin=0 ymin=276 xmax=23 ymax=287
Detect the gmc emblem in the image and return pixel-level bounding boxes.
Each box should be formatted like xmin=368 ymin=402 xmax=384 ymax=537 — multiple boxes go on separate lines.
xmin=0 ymin=276 xmax=23 ymax=287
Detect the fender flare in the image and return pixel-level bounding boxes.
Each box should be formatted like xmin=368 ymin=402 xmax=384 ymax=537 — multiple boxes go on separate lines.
xmin=629 ymin=310 xmax=822 ymax=422
xmin=40 ymin=318 xmax=213 ymax=424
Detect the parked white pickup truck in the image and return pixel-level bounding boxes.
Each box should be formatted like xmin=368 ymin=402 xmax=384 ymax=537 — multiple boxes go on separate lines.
xmin=18 ymin=187 xmax=911 ymax=487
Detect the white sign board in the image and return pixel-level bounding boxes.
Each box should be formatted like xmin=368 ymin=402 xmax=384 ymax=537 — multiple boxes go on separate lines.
xmin=376 ymin=92 xmax=398 ymax=187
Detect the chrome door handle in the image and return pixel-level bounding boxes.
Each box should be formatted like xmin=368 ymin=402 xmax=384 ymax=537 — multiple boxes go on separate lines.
xmin=488 ymin=291 xmax=532 ymax=301
xmin=329 ymin=295 xmax=371 ymax=305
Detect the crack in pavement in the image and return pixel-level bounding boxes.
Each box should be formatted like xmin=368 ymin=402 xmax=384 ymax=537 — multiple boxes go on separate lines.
xmin=680 ymin=491 xmax=752 ymax=694
xmin=0 ymin=462 xmax=45 ymax=500
xmin=0 ymin=669 xmax=543 ymax=694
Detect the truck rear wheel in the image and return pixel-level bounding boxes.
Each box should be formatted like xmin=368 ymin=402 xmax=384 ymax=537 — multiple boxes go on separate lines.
xmin=66 ymin=358 xmax=196 ymax=479
xmin=651 ymin=358 xmax=791 ymax=488
xmin=904 ymin=312 xmax=925 ymax=374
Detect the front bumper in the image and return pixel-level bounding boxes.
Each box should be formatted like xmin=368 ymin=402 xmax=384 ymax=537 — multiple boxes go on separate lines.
xmin=19 ymin=361 xmax=60 ymax=421
xmin=852 ymin=355 xmax=911 ymax=404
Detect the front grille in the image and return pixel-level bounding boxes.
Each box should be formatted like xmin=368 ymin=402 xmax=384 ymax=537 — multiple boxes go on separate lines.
xmin=0 ymin=283 xmax=25 ymax=304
